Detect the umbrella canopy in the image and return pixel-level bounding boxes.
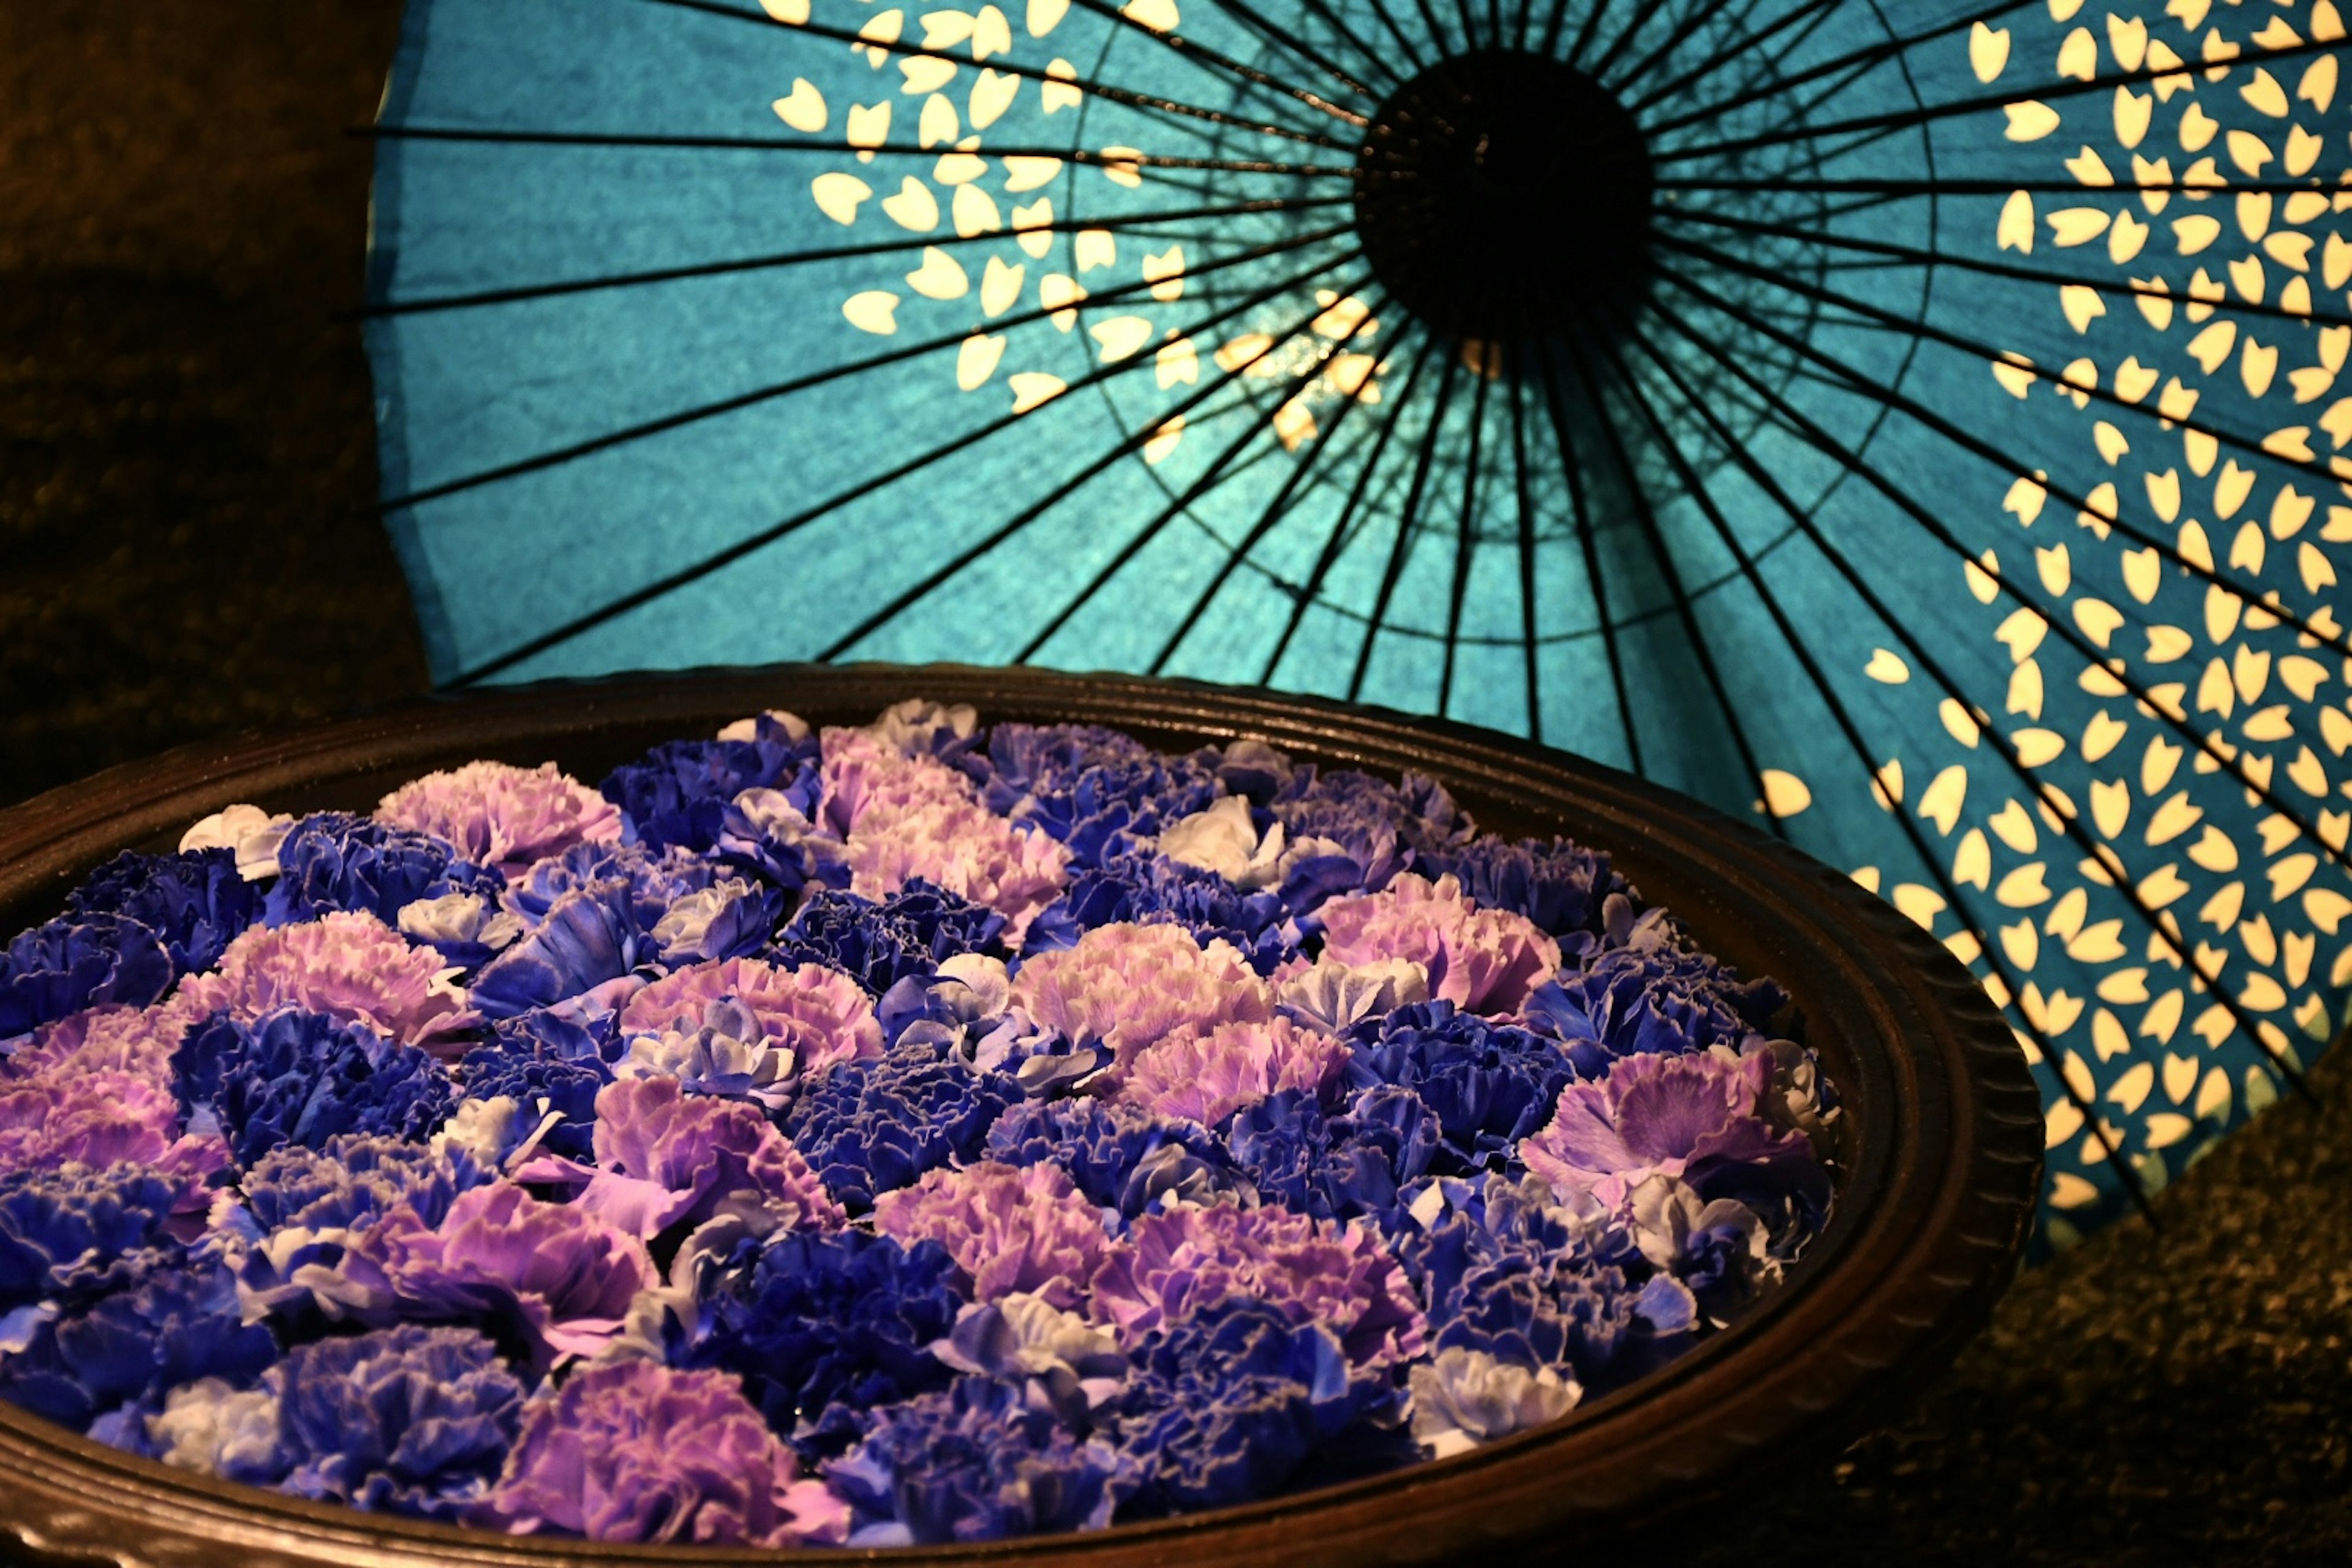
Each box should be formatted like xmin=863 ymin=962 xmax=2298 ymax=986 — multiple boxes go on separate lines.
xmin=364 ymin=0 xmax=2352 ymax=1244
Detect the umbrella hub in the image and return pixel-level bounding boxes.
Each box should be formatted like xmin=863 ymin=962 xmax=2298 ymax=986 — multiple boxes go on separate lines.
xmin=1353 ymin=50 xmax=1654 ymax=346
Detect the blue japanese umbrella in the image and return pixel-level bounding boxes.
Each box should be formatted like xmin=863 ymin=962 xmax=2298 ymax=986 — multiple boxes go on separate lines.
xmin=364 ymin=0 xmax=2352 ymax=1243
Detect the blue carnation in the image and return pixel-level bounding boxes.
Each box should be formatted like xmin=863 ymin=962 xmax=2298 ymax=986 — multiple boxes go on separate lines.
xmin=467 ymin=879 xmax=649 ymax=1021
xmin=454 ymin=1038 xmax=609 ymax=1163
xmin=0 ymin=1164 xmax=181 ymax=1313
xmin=64 ymin=848 xmax=263 ymax=978
xmin=1524 ymin=929 xmax=1786 ymax=1071
xmin=271 ymin=1325 xmax=527 ymax=1521
xmin=173 ymin=1008 xmax=457 ymax=1167
xmin=690 ymin=1228 xmax=962 ymax=1454
xmin=263 ymin=813 xmax=502 ymax=929
xmin=984 ymin=1097 xmax=1252 ymax=1219
xmin=484 ymin=1003 xmax=616 ymax=1068
xmin=239 ymin=1136 xmax=486 ymax=1235
xmin=1343 ymin=1003 xmax=1577 ymax=1174
xmin=599 ymin=714 xmax=820 ymax=855
xmin=1223 ymin=1085 xmax=1441 ymax=1229
xmin=771 ymin=880 xmax=1008 ymax=997
xmin=1270 ymin=768 xmax=1473 ymax=896
xmin=1022 ymin=853 xmax=1298 ymax=976
xmin=1416 ymin=835 xmax=1628 ymax=940
xmin=827 ymin=1376 xmax=1141 ymax=1544
xmin=0 ymin=911 xmax=174 ymax=1038
xmin=1109 ymin=1300 xmax=1411 ymax=1515
xmin=499 ymin=840 xmax=714 ymax=932
xmin=978 ymin=724 xmax=1218 ymax=870
xmin=0 ymin=1251 xmax=278 ymax=1433
xmin=781 ymin=1041 xmax=1020 ymax=1212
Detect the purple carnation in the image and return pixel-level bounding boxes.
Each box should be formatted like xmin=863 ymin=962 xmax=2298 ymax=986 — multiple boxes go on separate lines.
xmin=0 ymin=1163 xmax=180 ymax=1313
xmin=1023 ymin=851 xmax=1301 ymax=976
xmin=1416 ymin=835 xmax=1629 ymax=941
xmin=1520 ymin=1048 xmax=1814 ymax=1212
xmin=1268 ymin=767 xmax=1473 ymax=895
xmin=983 ymin=1096 xmax=1254 ymax=1218
xmin=1341 ymin=1003 xmax=1577 ymax=1174
xmin=233 ymin=1136 xmax=491 ymax=1325
xmin=1090 ymin=1199 xmax=1426 ymax=1367
xmin=499 ymin=840 xmax=715 ymax=932
xmin=0 ymin=1068 xmax=195 ymax=1177
xmin=64 ymin=848 xmax=264 ymax=979
xmin=1121 ymin=1015 xmax=1349 ymax=1128
xmin=478 ymin=1359 xmax=849 ymax=1545
xmin=467 ymin=878 xmax=649 ymax=1022
xmin=1008 ymin=922 xmax=1273 ymax=1074
xmin=1317 ymin=874 xmax=1561 ymax=1019
xmin=579 ymin=1076 xmax=840 ymax=1239
xmin=173 ymin=1008 xmax=457 ymax=1167
xmin=1107 ymin=1299 xmax=1411 ymax=1515
xmin=262 ymin=813 xmax=503 ymax=930
xmin=690 ymin=1227 xmax=963 ymax=1453
xmin=826 ymin=1375 xmax=1140 ymax=1544
xmin=377 ymin=761 xmax=621 ymax=877
xmin=265 ymin=1325 xmax=527 ymax=1520
xmin=976 ymin=723 xmax=1219 ymax=870
xmin=0 ymin=912 xmax=175 ymax=1039
xmin=873 ymin=1161 xmax=1110 ymax=1310
xmin=453 ymin=1037 xmax=608 ymax=1164
xmin=357 ymin=1180 xmax=652 ymax=1368
xmin=600 ymin=712 xmax=822 ymax=856
xmin=175 ymin=911 xmax=466 ymax=1049
xmin=617 ymin=957 xmax=882 ymax=1099
xmin=1523 ymin=897 xmax=1787 ymax=1067
xmin=5 ymin=1000 xmax=207 ymax=1088
xmin=769 ymin=880 xmax=1008 ymax=997
xmin=780 ymin=1041 xmax=1020 ymax=1212
xmin=1223 ymin=1084 xmax=1441 ymax=1228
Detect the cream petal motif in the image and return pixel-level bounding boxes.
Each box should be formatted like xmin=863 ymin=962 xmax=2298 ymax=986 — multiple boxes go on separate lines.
xmin=809 ymin=172 xmax=872 ymax=225
xmin=772 ymin=79 xmax=827 ymax=132
xmin=880 ymin=176 xmax=941 ymax=231
xmin=904 ymin=245 xmax=970 ymax=299
xmin=840 ymin=291 xmax=900 ymax=334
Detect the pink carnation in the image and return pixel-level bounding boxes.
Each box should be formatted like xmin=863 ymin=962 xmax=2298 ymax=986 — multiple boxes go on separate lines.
xmin=1521 ymin=1048 xmax=1807 ymax=1212
xmin=377 ymin=759 xmax=622 ymax=875
xmin=361 ymin=1180 xmax=654 ymax=1368
xmin=174 ymin=911 xmax=462 ymax=1047
xmin=619 ymin=957 xmax=882 ymax=1080
xmin=4 ymin=995 xmax=211 ymax=1087
xmin=817 ymin=732 xmax=1069 ymax=943
xmin=580 ymin=1076 xmax=842 ymax=1238
xmin=872 ymin=1160 xmax=1110 ymax=1310
xmin=0 ymin=1068 xmax=181 ymax=1173
xmin=1120 ymin=1015 xmax=1349 ymax=1126
xmin=1317 ymin=873 xmax=1560 ymax=1017
xmin=1089 ymin=1200 xmax=1427 ymax=1367
xmin=1009 ymin=922 xmax=1273 ymax=1072
xmin=479 ymin=1360 xmax=850 ymax=1546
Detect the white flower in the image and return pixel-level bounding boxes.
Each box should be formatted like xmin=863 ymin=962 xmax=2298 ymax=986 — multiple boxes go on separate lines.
xmin=147 ymin=1378 xmax=284 ymax=1477
xmin=1159 ymin=796 xmax=1294 ymax=889
xmin=872 ymin=698 xmax=980 ymax=758
xmin=397 ymin=891 xmax=523 ymax=952
xmin=1408 ymin=1347 xmax=1580 ymax=1458
xmin=178 ymin=803 xmax=295 ymax=881
xmin=1276 ymin=954 xmax=1430 ymax=1035
xmin=715 ymin=708 xmax=810 ymax=744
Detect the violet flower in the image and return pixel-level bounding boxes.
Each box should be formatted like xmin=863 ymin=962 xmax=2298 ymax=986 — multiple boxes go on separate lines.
xmin=779 ymin=1041 xmax=1020 ymax=1212
xmin=872 ymin=1161 xmax=1110 ymax=1311
xmin=975 ymin=722 xmax=1218 ymax=871
xmin=0 ymin=1069 xmax=197 ymax=1178
xmin=467 ymin=878 xmax=647 ymax=1022
xmin=1520 ymin=1047 xmax=1814 ymax=1212
xmin=0 ymin=1163 xmax=180 ymax=1314
xmin=1414 ymin=835 xmax=1629 ymax=941
xmin=1317 ymin=873 xmax=1561 ymax=1019
xmin=64 ymin=848 xmax=264 ymax=979
xmin=175 ymin=911 xmax=465 ymax=1049
xmin=617 ymin=957 xmax=882 ymax=1095
xmin=377 ymin=760 xmax=622 ymax=877
xmin=4 ymin=998 xmax=211 ymax=1088
xmin=262 ymin=813 xmax=503 ymax=930
xmin=478 ymin=1360 xmax=849 ymax=1545
xmin=0 ymin=913 xmax=174 ymax=1039
xmin=1022 ymin=850 xmax=1301 ymax=977
xmin=579 ymin=1076 xmax=841 ymax=1240
xmin=599 ymin=712 xmax=821 ymax=856
xmin=983 ymin=1096 xmax=1254 ymax=1219
xmin=769 ymin=880 xmax=1008 ymax=998
xmin=173 ymin=1008 xmax=457 ymax=1167
xmin=1008 ymin=922 xmax=1273 ymax=1074
xmin=1089 ymin=1199 xmax=1426 ymax=1368
xmin=1342 ymin=1003 xmax=1578 ymax=1174
xmin=1120 ymin=1015 xmax=1349 ymax=1128
xmin=1273 ymin=954 xmax=1430 ymax=1036
xmin=1221 ymin=1084 xmax=1441 ymax=1228
xmin=1406 ymin=1346 xmax=1579 ymax=1457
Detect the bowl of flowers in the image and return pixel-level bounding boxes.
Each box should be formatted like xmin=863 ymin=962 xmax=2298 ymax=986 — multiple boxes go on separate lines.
xmin=0 ymin=665 xmax=2039 ymax=1567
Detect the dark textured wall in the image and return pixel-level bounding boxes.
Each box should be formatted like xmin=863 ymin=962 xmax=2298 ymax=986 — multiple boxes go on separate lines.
xmin=0 ymin=4 xmax=2345 ymax=1565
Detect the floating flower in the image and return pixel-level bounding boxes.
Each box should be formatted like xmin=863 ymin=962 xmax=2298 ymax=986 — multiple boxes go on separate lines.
xmin=1624 ymin=1175 xmax=1773 ymax=1316
xmin=233 ymin=1136 xmax=491 ymax=1324
xmin=1090 ymin=1199 xmax=1425 ymax=1368
xmin=1406 ymin=1346 xmax=1580 ymax=1458
xmin=0 ymin=912 xmax=175 ymax=1039
xmin=1522 ymin=902 xmax=1785 ymax=1068
xmin=977 ymin=723 xmax=1219 ymax=870
xmin=1269 ymin=767 xmax=1472 ymax=895
xmin=600 ymin=712 xmax=821 ymax=856
xmin=623 ymin=957 xmax=878 ymax=1073
xmin=395 ymin=891 xmax=524 ymax=972
xmin=0 ymin=1163 xmax=180 ymax=1313
xmin=63 ymin=848 xmax=264 ymax=979
xmin=873 ymin=1161 xmax=1109 ymax=1311
xmin=983 ymin=1096 xmax=1253 ymax=1219
xmin=479 ymin=1359 xmax=849 ymax=1546
xmin=453 ymin=1036 xmax=608 ymax=1163
xmin=1009 ymin=922 xmax=1272 ymax=1072
xmin=579 ymin=1076 xmax=840 ymax=1239
xmin=174 ymin=1008 xmax=457 ymax=1167
xmin=929 ymin=1291 xmax=1128 ymax=1425
xmin=1023 ymin=851 xmax=1300 ymax=976
xmin=4 ymin=998 xmax=211 ymax=1087
xmin=1274 ymin=954 xmax=1430 ymax=1035
xmin=770 ymin=881 xmax=1008 ymax=997
xmin=263 ymin=813 xmax=503 ymax=930
xmin=1222 ymin=1084 xmax=1441 ymax=1228
xmin=499 ymin=840 xmax=715 ymax=932
xmin=1343 ymin=1003 xmax=1577 ymax=1174
xmin=0 ymin=1069 xmax=197 ymax=1178
xmin=1121 ymin=1014 xmax=1349 ymax=1128
xmin=1416 ymin=835 xmax=1629 ymax=942
xmin=467 ymin=878 xmax=647 ymax=1022
xmin=780 ymin=1041 xmax=1020 ymax=1212
xmin=1317 ymin=874 xmax=1561 ymax=1019
xmin=176 ymin=911 xmax=464 ymax=1048
xmin=377 ymin=760 xmax=622 ymax=876
xmin=1520 ymin=1048 xmax=1812 ymax=1213
xmin=826 ymin=1375 xmax=1140 ymax=1545
xmin=647 ymin=877 xmax=778 ymax=967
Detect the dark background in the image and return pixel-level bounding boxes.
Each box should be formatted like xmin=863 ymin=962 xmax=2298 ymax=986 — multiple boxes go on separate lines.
xmin=1 ymin=3 xmax=2346 ymax=1563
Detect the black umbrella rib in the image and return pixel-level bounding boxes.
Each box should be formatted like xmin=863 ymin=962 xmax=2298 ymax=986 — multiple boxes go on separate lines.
xmin=1583 ymin=0 xmax=1677 ymax=88
xmin=1562 ymin=0 xmax=1623 ymax=70
xmin=1016 ymin=284 xmax=1390 ymax=662
xmin=1600 ymin=0 xmax=1746 ymax=102
xmin=1055 ymin=0 xmax=1371 ymax=124
xmin=1261 ymin=331 xmax=1444 ymax=684
xmin=1646 ymin=265 xmax=2352 ymax=992
xmin=629 ymin=0 xmax=1360 ymax=134
xmin=361 ymin=125 xmax=1358 ymax=176
xmin=1642 ymin=0 xmax=2070 ymax=134
xmin=362 ymin=195 xmax=1349 ymax=316
xmin=382 ymin=221 xmax=1351 ymax=511
xmin=1529 ymin=328 xmax=1642 ymax=772
xmin=1550 ymin=329 xmax=1789 ymax=843
xmin=1408 ymin=0 xmax=1459 ymax=62
xmin=832 ymin=272 xmax=1374 ymax=662
xmin=1348 ymin=347 xmax=1464 ymax=702
xmin=1599 ymin=308 xmax=2152 ymax=1218
xmin=1623 ymin=0 xmax=1842 ymax=119
xmin=1634 ymin=283 xmax=2320 ymax=1102
xmin=449 ymin=244 xmax=1349 ymax=685
xmin=1654 ymin=232 xmax=2352 ymax=523
xmin=1292 ymin=0 xmax=1414 ymax=89
xmin=1657 ymin=204 xmax=2352 ymax=336
xmin=1195 ymin=0 xmax=1383 ymax=102
xmin=1436 ymin=348 xmax=1495 ymax=717
xmin=1504 ymin=350 xmax=1543 ymax=743
xmin=1653 ymin=34 xmax=2340 ymax=166
xmin=1147 ymin=329 xmax=1400 ymax=674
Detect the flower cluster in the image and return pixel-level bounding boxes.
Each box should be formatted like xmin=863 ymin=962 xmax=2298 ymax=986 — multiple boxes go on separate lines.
xmin=0 ymin=703 xmax=1835 ymax=1547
